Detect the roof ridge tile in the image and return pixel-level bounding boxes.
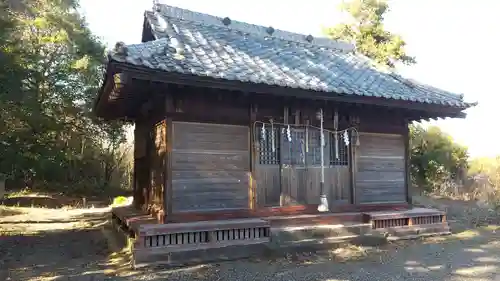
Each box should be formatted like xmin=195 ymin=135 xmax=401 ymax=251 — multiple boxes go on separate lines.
xmin=153 ymin=4 xmax=355 ymax=52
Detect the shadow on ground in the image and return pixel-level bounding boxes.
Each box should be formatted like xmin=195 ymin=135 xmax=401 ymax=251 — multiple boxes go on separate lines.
xmin=2 ymin=193 xmax=500 ymax=280
xmin=118 ymin=224 xmax=500 ymax=281
xmin=1 ymin=196 xmax=65 ymax=208
xmin=2 ymin=221 xmax=500 ymax=281
xmin=1 ymin=190 xmax=115 ymax=209
xmin=0 ymin=228 xmax=111 ymax=280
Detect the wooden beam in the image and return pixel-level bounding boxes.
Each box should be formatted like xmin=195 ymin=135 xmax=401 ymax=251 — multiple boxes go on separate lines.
xmin=97 ymin=67 xmax=470 ymax=123
xmin=113 ymin=62 xmax=470 ymax=115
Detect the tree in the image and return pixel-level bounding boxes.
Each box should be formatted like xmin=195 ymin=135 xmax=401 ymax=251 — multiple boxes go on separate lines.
xmin=324 ymin=0 xmax=415 ymax=67
xmin=0 ymin=0 xmax=129 ymax=195
xmin=410 ymin=124 xmax=469 ymax=191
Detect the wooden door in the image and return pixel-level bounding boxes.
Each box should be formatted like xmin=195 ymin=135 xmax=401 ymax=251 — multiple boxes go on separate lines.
xmin=280 ymin=127 xmax=308 ymax=206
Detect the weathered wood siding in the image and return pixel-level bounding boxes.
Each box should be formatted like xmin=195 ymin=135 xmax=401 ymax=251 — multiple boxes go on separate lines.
xmin=355 ymin=133 xmax=406 ymax=204
xmin=171 ymin=122 xmax=250 ymax=212
xmin=255 ymin=166 xmax=280 ymax=206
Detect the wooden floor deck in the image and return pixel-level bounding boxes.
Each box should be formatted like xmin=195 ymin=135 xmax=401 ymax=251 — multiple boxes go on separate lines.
xmin=111 ymin=206 xmax=157 ymax=236
xmin=111 ymin=205 xmax=370 ymax=235
xmin=111 ymin=203 xmax=411 ymax=236
xmin=110 ymin=205 xmax=450 ymax=268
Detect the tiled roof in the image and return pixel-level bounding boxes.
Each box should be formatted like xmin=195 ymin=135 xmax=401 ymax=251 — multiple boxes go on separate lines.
xmin=108 ymin=4 xmax=475 ymax=109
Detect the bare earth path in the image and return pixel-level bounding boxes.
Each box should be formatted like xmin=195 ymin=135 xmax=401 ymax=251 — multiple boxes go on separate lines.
xmin=1 ymin=195 xmax=500 ymax=281
xmin=0 ymin=207 xmax=113 ymax=281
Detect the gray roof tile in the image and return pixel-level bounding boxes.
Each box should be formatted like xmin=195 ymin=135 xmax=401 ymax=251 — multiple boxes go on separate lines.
xmin=108 ymin=4 xmax=475 ymax=109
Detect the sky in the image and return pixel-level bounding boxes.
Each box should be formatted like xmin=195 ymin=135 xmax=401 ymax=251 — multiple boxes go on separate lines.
xmin=79 ymin=0 xmax=500 ymax=158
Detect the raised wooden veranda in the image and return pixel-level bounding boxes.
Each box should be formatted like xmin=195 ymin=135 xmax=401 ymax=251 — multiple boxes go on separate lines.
xmin=111 ymin=204 xmax=450 ymax=268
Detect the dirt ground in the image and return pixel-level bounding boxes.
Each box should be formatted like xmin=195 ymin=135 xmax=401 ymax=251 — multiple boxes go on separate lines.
xmin=1 ymin=194 xmax=500 ymax=281
xmin=0 ymin=206 xmax=112 ymax=281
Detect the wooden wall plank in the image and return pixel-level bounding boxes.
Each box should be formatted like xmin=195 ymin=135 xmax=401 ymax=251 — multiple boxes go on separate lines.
xmin=173 ymin=123 xmax=248 ymax=151
xmin=358 ymin=158 xmax=405 ymax=172
xmin=171 ymin=152 xmax=249 ymax=171
xmin=357 ymin=171 xmax=405 ymax=182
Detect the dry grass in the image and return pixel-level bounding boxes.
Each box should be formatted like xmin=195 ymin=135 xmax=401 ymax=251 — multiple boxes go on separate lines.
xmin=100 ymin=225 xmax=140 ymax=278
xmin=329 ymin=244 xmax=371 ymax=262
xmin=422 ymin=224 xmax=500 ymax=245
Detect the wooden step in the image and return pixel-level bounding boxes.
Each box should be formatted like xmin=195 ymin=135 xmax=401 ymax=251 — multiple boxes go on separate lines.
xmin=364 ymin=207 xmax=445 ymax=221
xmin=370 ymin=222 xmax=451 ymax=240
xmin=134 ymin=242 xmax=268 ymax=269
xmin=131 ymin=218 xmax=271 ymax=269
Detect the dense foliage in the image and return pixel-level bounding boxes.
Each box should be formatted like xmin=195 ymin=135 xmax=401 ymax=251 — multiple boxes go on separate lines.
xmin=0 ymin=0 xmax=130 ymax=195
xmin=410 ymin=124 xmax=468 ymax=191
xmin=469 ymin=157 xmax=500 ymax=188
xmin=324 ymin=0 xmax=415 ymax=67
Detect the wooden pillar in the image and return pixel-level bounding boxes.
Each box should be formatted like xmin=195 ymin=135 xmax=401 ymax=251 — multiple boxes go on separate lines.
xmin=348 ymin=130 xmax=355 ymax=204
xmin=145 ymin=121 xmax=153 ymax=213
xmin=133 ymin=118 xmax=148 ymax=210
xmin=279 ymin=106 xmax=290 ymax=206
xmin=132 ymin=123 xmax=139 ymax=209
xmin=163 ymin=94 xmax=174 ymax=223
xmin=404 ymin=119 xmax=412 ymax=205
xmin=349 ymin=115 xmax=359 ymax=205
xmin=249 ymin=102 xmax=257 ymax=210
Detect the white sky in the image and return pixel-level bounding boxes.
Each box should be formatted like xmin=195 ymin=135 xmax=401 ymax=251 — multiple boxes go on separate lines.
xmin=79 ymin=0 xmax=500 ymax=158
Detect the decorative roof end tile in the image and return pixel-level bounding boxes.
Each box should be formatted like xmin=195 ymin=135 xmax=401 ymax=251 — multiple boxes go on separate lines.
xmin=266 ymin=26 xmax=275 ymax=35
xmin=113 ymin=41 xmax=128 ymax=57
xmin=222 ymin=17 xmax=231 ymax=26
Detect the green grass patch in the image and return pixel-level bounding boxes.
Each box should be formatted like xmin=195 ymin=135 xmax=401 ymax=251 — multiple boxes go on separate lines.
xmin=111 ymin=196 xmax=129 ymax=207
